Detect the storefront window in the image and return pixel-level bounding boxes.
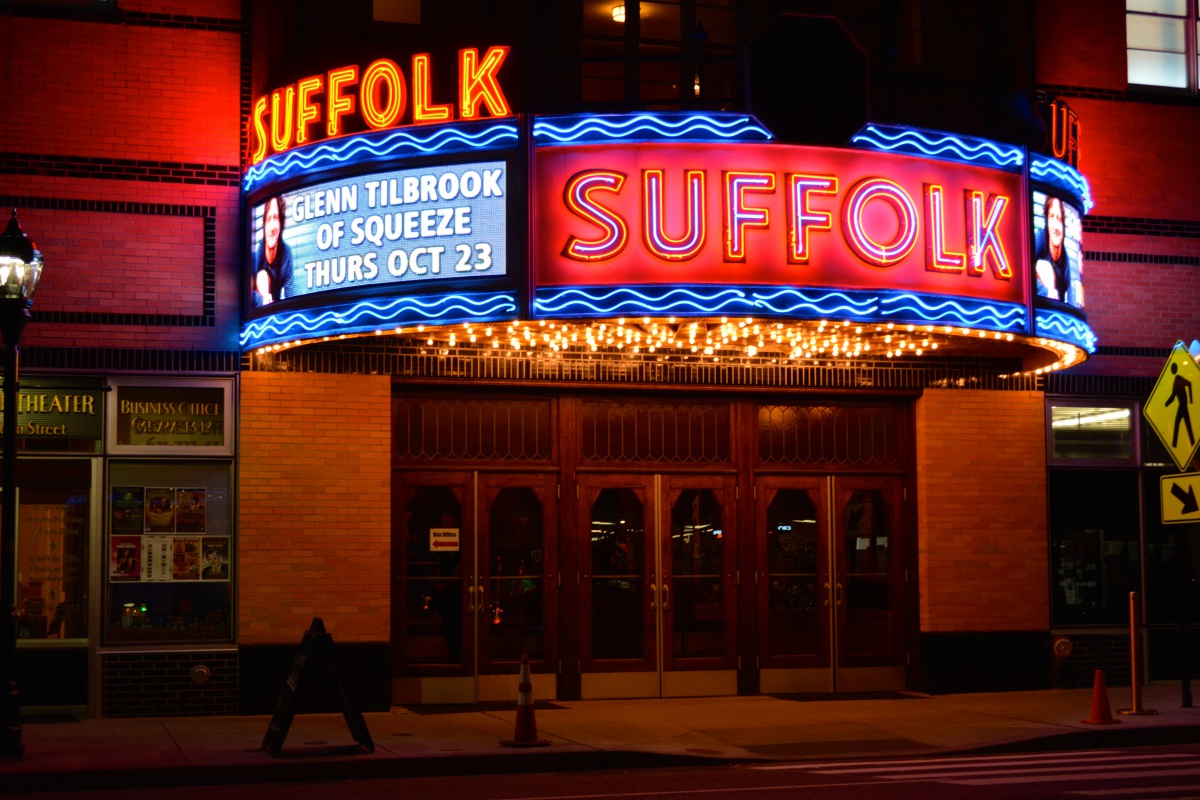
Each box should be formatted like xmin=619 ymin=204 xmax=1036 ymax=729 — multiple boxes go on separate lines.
xmin=15 ymin=460 xmax=91 ymax=642
xmin=1049 ymin=469 xmax=1141 ymax=625
xmin=1049 ymin=403 xmax=1134 ymax=461
xmin=104 ymin=460 xmax=233 ymax=644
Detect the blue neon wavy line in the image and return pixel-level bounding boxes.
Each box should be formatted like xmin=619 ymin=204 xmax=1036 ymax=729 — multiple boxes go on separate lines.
xmin=1035 ymin=310 xmax=1097 ymax=351
xmin=243 ymin=124 xmax=519 ymax=189
xmin=533 ymin=114 xmax=772 ymax=143
xmin=749 ymin=289 xmax=879 ymax=316
xmin=535 ymin=287 xmax=752 ymax=314
xmin=851 ymin=125 xmax=1023 ymax=167
xmin=241 ymin=295 xmax=516 ymax=345
xmin=1030 ymin=156 xmax=1094 ymax=210
xmin=879 ymin=294 xmax=1025 ymax=329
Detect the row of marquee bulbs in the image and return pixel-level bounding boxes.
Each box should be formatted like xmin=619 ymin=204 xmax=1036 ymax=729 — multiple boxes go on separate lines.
xmin=255 ymin=317 xmax=1085 ymax=374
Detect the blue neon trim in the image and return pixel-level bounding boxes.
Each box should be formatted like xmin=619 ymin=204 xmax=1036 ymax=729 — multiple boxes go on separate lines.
xmin=535 ymin=286 xmax=754 ymax=315
xmin=533 ymin=113 xmax=773 ymax=145
xmin=1029 ymin=155 xmax=1094 ymax=212
xmin=533 ymin=285 xmax=1029 ymax=333
xmin=240 ymin=292 xmax=517 ymax=350
xmin=850 ymin=124 xmax=1024 ymax=170
xmin=243 ymin=122 xmax=519 ymax=193
xmin=1035 ymin=308 xmax=1098 ymax=353
xmin=878 ymin=293 xmax=1026 ymax=330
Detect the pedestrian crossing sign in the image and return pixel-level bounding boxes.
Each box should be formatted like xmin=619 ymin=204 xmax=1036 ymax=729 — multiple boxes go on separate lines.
xmin=1144 ymin=341 xmax=1200 ymax=471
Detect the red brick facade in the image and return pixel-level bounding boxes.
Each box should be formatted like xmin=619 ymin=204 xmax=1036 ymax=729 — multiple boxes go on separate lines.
xmin=916 ymin=390 xmax=1050 ymax=633
xmin=237 ymin=371 xmax=392 ymax=644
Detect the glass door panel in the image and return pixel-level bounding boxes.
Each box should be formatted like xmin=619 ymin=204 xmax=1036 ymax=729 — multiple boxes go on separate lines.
xmin=477 ymin=473 xmax=558 ymax=676
xmin=835 ymin=479 xmax=903 ymax=668
xmin=587 ymin=486 xmax=649 ymax=663
xmin=757 ymin=477 xmax=828 ymax=669
xmin=395 ymin=476 xmax=472 ymax=671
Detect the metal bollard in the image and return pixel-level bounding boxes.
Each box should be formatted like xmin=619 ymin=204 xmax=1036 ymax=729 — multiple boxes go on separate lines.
xmin=1118 ymin=591 xmax=1158 ymax=716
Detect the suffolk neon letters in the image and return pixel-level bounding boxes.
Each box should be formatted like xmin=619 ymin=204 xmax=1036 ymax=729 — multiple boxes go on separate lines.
xmin=250 ymin=46 xmax=512 ymax=164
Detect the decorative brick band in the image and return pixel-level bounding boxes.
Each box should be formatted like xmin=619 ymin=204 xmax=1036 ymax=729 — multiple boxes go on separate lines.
xmin=1035 ymin=83 xmax=1126 ymax=102
xmin=0 ymin=195 xmax=217 ymax=328
xmin=1085 ymin=251 xmax=1200 ymax=266
xmin=0 ymin=152 xmax=241 ymax=187
xmin=1045 ymin=372 xmax=1156 ymax=398
xmin=1084 ymin=215 xmax=1200 ymax=238
xmin=22 ymin=347 xmax=240 ymax=373
xmin=7 ymin=3 xmax=241 ymax=33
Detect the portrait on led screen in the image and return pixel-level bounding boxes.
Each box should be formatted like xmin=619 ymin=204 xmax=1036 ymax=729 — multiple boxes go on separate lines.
xmin=1033 ymin=190 xmax=1084 ymax=309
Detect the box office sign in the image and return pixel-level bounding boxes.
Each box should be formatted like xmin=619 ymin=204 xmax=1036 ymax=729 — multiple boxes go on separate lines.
xmin=0 ymin=384 xmax=104 ymax=451
xmin=110 ymin=381 xmax=233 ymax=454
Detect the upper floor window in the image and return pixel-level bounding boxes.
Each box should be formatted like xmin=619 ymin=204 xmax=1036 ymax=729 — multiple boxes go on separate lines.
xmin=1127 ymin=0 xmax=1196 ymax=89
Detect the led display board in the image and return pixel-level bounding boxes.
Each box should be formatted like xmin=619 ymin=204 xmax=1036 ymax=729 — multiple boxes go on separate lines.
xmin=247 ymin=160 xmax=507 ymax=316
xmin=1032 ymin=190 xmax=1084 ymax=310
xmin=532 ymin=142 xmax=1024 ymax=307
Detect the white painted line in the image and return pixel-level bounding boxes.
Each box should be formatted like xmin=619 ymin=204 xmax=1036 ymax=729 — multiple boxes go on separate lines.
xmin=753 ymin=749 xmax=1124 ymax=770
xmin=820 ymin=753 xmax=1195 ymax=776
xmin=949 ymin=767 xmax=1200 ymax=787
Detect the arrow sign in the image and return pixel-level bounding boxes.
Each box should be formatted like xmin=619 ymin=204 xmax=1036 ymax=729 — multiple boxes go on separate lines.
xmin=1170 ymin=482 xmax=1199 ymax=515
xmin=429 ymin=527 xmax=460 ymax=552
xmin=1160 ymin=472 xmax=1200 ymax=524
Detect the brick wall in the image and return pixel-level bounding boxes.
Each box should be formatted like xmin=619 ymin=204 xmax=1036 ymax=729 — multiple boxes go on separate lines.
xmin=238 ymin=371 xmax=392 ymax=644
xmin=0 ymin=5 xmax=243 ymax=354
xmin=101 ymin=649 xmax=238 ymax=717
xmin=915 ymin=389 xmax=1050 ymax=633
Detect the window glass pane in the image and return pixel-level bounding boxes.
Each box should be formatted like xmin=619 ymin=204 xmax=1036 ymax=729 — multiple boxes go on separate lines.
xmin=1128 ymin=49 xmax=1188 ymax=86
xmin=642 ymin=2 xmax=681 ymax=41
xmin=1050 ymin=470 xmax=1141 ymax=626
xmin=590 ymin=488 xmax=645 ymax=660
xmin=671 ymin=489 xmax=725 ymax=659
xmin=403 ymin=486 xmax=463 ymax=665
xmin=765 ymin=489 xmax=820 ymax=657
xmin=15 ymin=461 xmax=91 ymax=642
xmin=106 ymin=461 xmax=233 ymax=644
xmin=1050 ymin=405 xmax=1133 ymax=460
xmin=1127 ymin=15 xmax=1186 ymax=51
xmin=488 ymin=488 xmax=545 ymax=662
xmin=1127 ymin=0 xmax=1186 ymax=16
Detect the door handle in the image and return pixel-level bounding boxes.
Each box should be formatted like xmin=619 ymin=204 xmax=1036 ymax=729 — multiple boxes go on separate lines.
xmin=835 ymin=582 xmax=844 ymax=608
xmin=661 ymin=584 xmax=669 ymax=610
xmin=823 ymin=581 xmax=831 ymax=608
xmin=466 ymin=584 xmax=476 ymax=613
xmin=650 ymin=583 xmax=657 ymax=610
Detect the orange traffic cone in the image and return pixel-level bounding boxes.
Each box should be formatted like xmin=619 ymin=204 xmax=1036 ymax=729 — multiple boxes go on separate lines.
xmin=1082 ymin=669 xmax=1120 ymax=725
xmin=501 ymin=654 xmax=550 ymax=747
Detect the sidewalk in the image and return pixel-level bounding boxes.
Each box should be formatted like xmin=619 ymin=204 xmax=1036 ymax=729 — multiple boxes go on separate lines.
xmin=2 ymin=684 xmax=1198 ymax=792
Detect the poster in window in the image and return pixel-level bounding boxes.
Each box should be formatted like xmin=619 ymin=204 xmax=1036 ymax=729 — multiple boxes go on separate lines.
xmin=142 ymin=536 xmax=173 ymax=581
xmin=144 ymin=487 xmax=175 ymax=533
xmin=110 ymin=536 xmax=141 ymax=582
xmin=175 ymin=488 xmax=207 ymax=533
xmin=200 ymin=537 xmax=230 ymax=580
xmin=111 ymin=486 xmax=145 ymax=536
xmin=172 ymin=537 xmax=201 ymax=580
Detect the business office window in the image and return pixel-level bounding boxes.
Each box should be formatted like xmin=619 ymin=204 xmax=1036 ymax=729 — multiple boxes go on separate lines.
xmin=1048 ymin=403 xmax=1135 ymax=462
xmin=1126 ymin=0 xmax=1199 ymax=90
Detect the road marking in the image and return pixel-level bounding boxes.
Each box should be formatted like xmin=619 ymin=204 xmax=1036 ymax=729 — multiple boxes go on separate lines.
xmin=949 ymin=767 xmax=1200 ymax=787
xmin=819 ymin=753 xmax=1195 ymax=776
xmin=1070 ymin=786 xmax=1200 ymax=796
xmin=753 ymin=749 xmax=1125 ymax=770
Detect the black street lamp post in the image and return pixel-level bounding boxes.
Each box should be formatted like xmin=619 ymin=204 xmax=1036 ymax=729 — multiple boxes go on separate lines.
xmin=0 ymin=209 xmax=43 ymax=760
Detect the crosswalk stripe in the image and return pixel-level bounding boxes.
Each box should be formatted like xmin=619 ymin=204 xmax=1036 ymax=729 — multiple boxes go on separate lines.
xmin=1071 ymin=786 xmax=1200 ymax=797
xmin=753 ymin=749 xmax=1125 ymax=771
xmin=819 ymin=754 xmax=1195 ymax=776
xmin=948 ymin=767 xmax=1200 ymax=787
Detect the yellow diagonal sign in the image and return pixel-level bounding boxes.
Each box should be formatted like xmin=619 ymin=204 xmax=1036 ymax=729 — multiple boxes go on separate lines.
xmin=1160 ymin=472 xmax=1200 ymax=524
xmin=1145 ymin=341 xmax=1200 ymax=471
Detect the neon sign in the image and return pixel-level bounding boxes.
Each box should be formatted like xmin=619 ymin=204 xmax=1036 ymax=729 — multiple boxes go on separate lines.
xmin=534 ymin=143 xmax=1023 ymax=307
xmin=249 ymin=46 xmax=512 ymax=165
